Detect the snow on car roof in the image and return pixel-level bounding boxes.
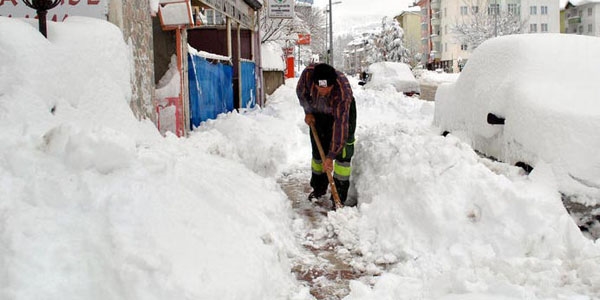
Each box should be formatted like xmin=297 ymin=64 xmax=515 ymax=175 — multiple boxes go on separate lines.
xmin=456 ymin=34 xmax=600 ymax=115
xmin=434 ymin=34 xmax=600 ymax=195
xmin=364 ymin=61 xmax=419 ymax=93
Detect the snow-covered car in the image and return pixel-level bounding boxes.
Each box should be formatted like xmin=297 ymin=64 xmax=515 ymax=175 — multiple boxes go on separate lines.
xmin=434 ymin=34 xmax=600 ymax=197
xmin=360 ymin=61 xmax=420 ymax=96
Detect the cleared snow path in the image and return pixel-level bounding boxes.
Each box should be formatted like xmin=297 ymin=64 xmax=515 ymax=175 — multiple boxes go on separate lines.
xmin=279 ymin=169 xmax=365 ymax=299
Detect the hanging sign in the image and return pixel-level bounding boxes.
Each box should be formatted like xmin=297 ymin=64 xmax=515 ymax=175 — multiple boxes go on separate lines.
xmin=0 ymin=0 xmax=108 ymax=21
xmin=158 ymin=0 xmax=194 ymax=28
xmin=268 ymin=0 xmax=294 ymax=19
xmin=297 ymin=33 xmax=310 ymax=45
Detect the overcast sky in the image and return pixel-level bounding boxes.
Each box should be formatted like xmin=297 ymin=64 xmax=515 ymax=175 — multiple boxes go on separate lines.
xmin=312 ymin=0 xmax=413 ymax=17
xmin=312 ymin=0 xmax=415 ymax=35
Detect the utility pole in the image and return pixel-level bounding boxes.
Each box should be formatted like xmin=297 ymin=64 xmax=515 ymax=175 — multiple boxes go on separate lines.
xmin=328 ymin=0 xmax=334 ymax=66
xmin=494 ymin=0 xmax=498 ymax=37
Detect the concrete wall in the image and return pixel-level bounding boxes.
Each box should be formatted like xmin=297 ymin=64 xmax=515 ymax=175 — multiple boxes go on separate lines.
xmin=263 ymin=70 xmax=284 ymax=96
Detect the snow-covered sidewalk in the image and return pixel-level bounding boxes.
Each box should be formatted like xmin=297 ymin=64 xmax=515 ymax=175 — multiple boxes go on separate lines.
xmin=2 ymin=17 xmax=599 ymax=300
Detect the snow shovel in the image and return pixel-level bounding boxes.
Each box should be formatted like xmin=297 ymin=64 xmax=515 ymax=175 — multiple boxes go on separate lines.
xmin=309 ymin=124 xmax=343 ymax=210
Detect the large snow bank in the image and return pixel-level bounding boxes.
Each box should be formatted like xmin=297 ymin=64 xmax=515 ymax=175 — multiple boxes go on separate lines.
xmin=0 ymin=16 xmax=303 ymax=300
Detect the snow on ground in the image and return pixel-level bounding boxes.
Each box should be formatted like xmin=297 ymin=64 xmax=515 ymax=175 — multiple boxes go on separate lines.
xmin=416 ymin=69 xmax=461 ymax=85
xmin=1 ymin=17 xmax=599 ymax=300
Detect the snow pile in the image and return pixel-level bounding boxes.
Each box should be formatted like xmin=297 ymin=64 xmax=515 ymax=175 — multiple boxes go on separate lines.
xmin=340 ymin=85 xmax=600 ymax=299
xmin=417 ymin=69 xmax=460 ymax=85
xmin=0 ymin=17 xmax=303 ymax=300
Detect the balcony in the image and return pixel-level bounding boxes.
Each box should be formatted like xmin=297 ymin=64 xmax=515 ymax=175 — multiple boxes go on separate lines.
xmin=568 ymin=16 xmax=582 ymax=25
xmin=431 ymin=0 xmax=440 ymax=10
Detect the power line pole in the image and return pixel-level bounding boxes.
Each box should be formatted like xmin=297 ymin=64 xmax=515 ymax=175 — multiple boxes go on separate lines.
xmin=328 ymin=0 xmax=334 ymax=66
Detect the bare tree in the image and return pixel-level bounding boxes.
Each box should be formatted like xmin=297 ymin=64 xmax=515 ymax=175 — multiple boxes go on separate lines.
xmin=259 ymin=4 xmax=325 ymax=48
xmin=402 ymin=36 xmax=422 ymax=68
xmin=452 ymin=0 xmax=527 ymax=50
xmin=295 ymin=5 xmax=327 ymax=61
xmin=260 ymin=13 xmax=306 ymax=44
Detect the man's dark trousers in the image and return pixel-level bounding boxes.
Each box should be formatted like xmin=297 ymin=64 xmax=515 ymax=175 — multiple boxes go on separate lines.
xmin=309 ymin=99 xmax=357 ymax=204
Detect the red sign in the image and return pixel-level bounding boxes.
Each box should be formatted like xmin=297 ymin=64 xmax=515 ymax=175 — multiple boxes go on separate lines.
xmin=297 ymin=34 xmax=311 ymax=45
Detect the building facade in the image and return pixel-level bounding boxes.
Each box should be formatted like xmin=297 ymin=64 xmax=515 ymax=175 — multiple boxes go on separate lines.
xmin=564 ymin=1 xmax=600 ymax=36
xmin=396 ymin=8 xmax=422 ymax=67
xmin=416 ymin=0 xmax=560 ymax=72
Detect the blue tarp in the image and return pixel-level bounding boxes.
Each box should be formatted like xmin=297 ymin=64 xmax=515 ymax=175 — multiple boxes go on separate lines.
xmin=188 ymin=54 xmax=233 ymax=127
xmin=240 ymin=61 xmax=256 ymax=109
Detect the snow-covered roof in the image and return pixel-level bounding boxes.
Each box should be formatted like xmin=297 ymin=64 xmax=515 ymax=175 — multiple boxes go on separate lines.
xmin=261 ymin=42 xmax=285 ymax=71
xmin=564 ymin=0 xmax=600 ymax=7
xmin=401 ymin=6 xmax=422 ymax=14
xmin=188 ymin=45 xmax=231 ymax=61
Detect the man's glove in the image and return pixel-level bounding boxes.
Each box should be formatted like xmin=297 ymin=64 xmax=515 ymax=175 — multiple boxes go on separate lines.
xmin=323 ymin=158 xmax=333 ymax=173
xmin=304 ymin=113 xmax=315 ymax=126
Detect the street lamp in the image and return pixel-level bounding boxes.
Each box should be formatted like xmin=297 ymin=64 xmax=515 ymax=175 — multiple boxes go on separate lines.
xmin=22 ymin=0 xmax=61 ymax=38
xmin=326 ymin=0 xmax=341 ymax=66
xmin=493 ymin=0 xmax=498 ymax=37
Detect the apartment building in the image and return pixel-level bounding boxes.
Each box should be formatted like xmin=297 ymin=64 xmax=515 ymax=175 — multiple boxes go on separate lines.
xmin=396 ymin=7 xmax=423 ymax=66
xmin=564 ymin=1 xmax=600 ymax=36
xmin=416 ymin=0 xmax=560 ymax=72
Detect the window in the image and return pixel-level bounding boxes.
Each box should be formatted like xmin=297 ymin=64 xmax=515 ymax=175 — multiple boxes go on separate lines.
xmin=530 ymin=6 xmax=537 ymax=15
xmin=461 ymin=44 xmax=468 ymax=51
xmin=578 ymin=25 xmax=583 ymax=34
xmin=488 ymin=3 xmax=500 ymax=15
xmin=541 ymin=23 xmax=548 ymax=32
xmin=444 ymin=25 xmax=448 ymax=34
xmin=205 ymin=9 xmax=225 ymax=25
xmin=541 ymin=6 xmax=548 ymax=15
xmin=589 ymin=24 xmax=593 ymax=33
xmin=444 ymin=8 xmax=447 ymax=17
xmin=508 ymin=4 xmax=519 ymax=15
xmin=471 ymin=6 xmax=479 ymax=14
xmin=445 ymin=43 xmax=447 ymax=52
xmin=461 ymin=6 xmax=468 ymax=15
xmin=530 ymin=23 xmax=537 ymax=33
xmin=588 ymin=7 xmax=593 ymax=16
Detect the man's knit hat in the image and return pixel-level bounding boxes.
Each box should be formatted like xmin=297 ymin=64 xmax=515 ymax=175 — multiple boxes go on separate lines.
xmin=313 ymin=63 xmax=337 ymax=87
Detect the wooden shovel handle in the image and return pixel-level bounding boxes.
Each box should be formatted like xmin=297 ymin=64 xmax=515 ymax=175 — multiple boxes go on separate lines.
xmin=310 ymin=123 xmax=343 ymax=209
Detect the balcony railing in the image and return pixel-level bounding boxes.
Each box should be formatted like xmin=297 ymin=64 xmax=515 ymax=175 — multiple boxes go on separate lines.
xmin=568 ymin=16 xmax=582 ymax=24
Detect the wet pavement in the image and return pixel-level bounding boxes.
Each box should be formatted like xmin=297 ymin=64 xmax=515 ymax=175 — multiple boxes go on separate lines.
xmin=562 ymin=194 xmax=600 ymax=240
xmin=418 ymin=83 xmax=438 ymax=101
xmin=278 ymin=169 xmax=363 ymax=300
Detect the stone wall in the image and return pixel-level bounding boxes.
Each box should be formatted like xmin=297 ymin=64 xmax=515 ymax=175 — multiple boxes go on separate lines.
xmin=108 ymin=0 xmax=156 ymax=121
